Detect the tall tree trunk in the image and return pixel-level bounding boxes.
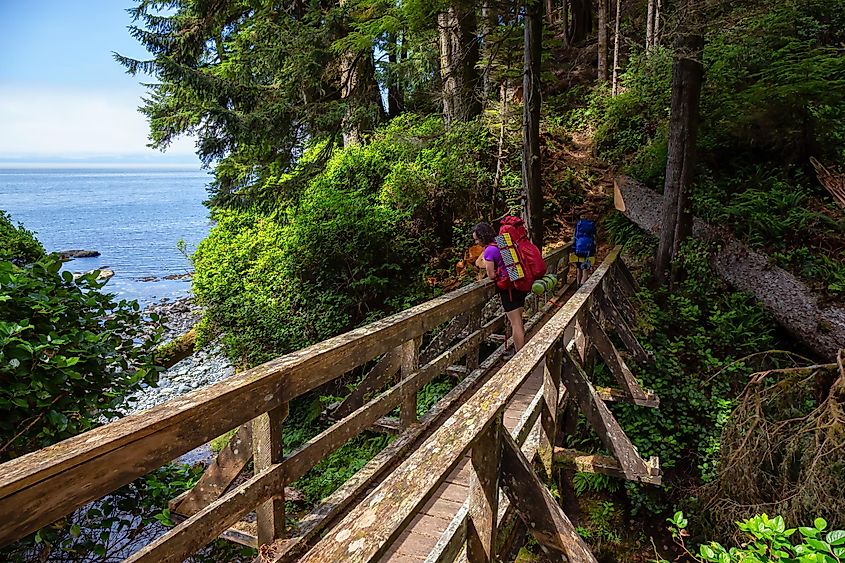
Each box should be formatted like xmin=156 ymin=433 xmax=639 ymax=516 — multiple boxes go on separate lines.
xmin=653 ymin=0 xmax=662 ymax=47
xmin=645 ymin=0 xmax=654 ymax=50
xmin=545 ymin=0 xmax=556 ymax=25
xmin=438 ymin=0 xmax=481 ymax=127
xmin=480 ymin=0 xmax=498 ymax=103
xmin=387 ymin=32 xmax=405 ymax=118
xmin=654 ymin=9 xmax=705 ymax=286
xmin=562 ymin=0 xmax=571 ymax=46
xmin=568 ymin=0 xmax=592 ymax=45
xmin=523 ymin=0 xmax=544 ymax=245
xmin=611 ymin=0 xmax=621 ymax=95
xmin=340 ymin=49 xmax=385 ymax=146
xmin=597 ymin=0 xmax=609 ymax=82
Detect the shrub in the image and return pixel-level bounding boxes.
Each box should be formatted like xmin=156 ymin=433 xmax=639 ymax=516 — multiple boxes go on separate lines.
xmin=0 ymin=255 xmax=160 ymax=459
xmin=0 ymin=210 xmax=44 ymax=265
xmin=661 ymin=512 xmax=845 ymax=563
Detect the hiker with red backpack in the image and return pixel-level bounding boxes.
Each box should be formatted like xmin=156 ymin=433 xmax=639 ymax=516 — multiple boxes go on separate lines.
xmin=472 ymin=216 xmax=546 ymax=356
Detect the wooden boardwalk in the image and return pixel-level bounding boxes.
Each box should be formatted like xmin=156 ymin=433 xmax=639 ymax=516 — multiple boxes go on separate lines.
xmin=380 ymin=363 xmax=544 ymax=561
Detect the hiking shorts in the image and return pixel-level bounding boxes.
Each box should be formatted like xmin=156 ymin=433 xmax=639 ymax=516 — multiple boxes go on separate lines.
xmin=499 ymin=289 xmax=528 ymax=312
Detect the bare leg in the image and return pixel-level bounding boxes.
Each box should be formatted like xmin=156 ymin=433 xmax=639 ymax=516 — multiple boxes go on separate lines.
xmin=506 ymin=308 xmax=526 ymax=351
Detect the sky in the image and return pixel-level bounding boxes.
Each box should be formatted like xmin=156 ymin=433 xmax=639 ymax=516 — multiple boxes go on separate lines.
xmin=0 ymin=1 xmax=199 ymax=164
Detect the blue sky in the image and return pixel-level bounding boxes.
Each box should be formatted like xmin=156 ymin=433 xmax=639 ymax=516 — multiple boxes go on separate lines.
xmin=0 ymin=1 xmax=198 ymax=163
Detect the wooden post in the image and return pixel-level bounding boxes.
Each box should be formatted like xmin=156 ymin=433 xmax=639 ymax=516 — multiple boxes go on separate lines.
xmin=499 ymin=431 xmax=598 ymax=562
xmin=252 ymin=402 xmax=289 ymax=546
xmin=400 ymin=337 xmax=421 ymax=427
xmin=467 ymin=413 xmax=502 ymax=562
xmin=539 ymin=342 xmax=562 ymax=478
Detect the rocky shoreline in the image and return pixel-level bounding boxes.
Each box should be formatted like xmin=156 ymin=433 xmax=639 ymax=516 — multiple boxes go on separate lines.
xmin=126 ymin=297 xmax=235 ymax=414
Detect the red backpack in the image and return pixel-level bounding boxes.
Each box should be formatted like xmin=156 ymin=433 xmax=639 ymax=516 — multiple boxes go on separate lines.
xmin=495 ymin=216 xmax=546 ymax=292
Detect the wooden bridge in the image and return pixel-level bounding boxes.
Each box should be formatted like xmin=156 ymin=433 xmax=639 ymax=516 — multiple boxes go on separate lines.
xmin=0 ymin=244 xmax=661 ymax=562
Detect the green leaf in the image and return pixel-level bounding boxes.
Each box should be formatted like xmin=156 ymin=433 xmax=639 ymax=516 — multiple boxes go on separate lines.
xmin=825 ymin=530 xmax=845 ymax=546
xmin=815 ymin=518 xmax=828 ymax=531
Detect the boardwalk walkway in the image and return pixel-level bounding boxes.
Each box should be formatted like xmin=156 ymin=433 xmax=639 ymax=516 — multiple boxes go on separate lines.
xmin=381 ymin=368 xmax=543 ymax=561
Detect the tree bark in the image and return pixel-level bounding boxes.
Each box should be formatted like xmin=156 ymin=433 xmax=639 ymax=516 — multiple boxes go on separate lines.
xmin=611 ymin=0 xmax=621 ymax=95
xmin=653 ymin=0 xmax=662 ymax=47
xmin=480 ymin=0 xmax=498 ymax=103
xmin=340 ymin=48 xmax=385 ymax=146
xmin=545 ymin=0 xmax=556 ymax=25
xmin=568 ymin=0 xmax=592 ymax=45
xmin=645 ymin=0 xmax=655 ymax=50
xmin=597 ymin=0 xmax=609 ymax=82
xmin=438 ymin=0 xmax=481 ymax=127
xmin=654 ymin=16 xmax=704 ymax=286
xmin=615 ymin=176 xmax=845 ymax=360
xmin=523 ymin=0 xmax=544 ymax=245
xmin=386 ymin=33 xmax=405 ymax=118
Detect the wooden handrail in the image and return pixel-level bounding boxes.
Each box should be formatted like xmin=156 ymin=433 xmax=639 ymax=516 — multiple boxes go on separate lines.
xmin=296 ymin=247 xmax=621 ymax=563
xmin=0 ymin=244 xmax=570 ymax=549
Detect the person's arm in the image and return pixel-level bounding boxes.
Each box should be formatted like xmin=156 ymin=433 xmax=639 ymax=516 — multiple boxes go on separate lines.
xmin=485 ymin=259 xmax=496 ymax=281
xmin=475 ymin=253 xmax=485 ymax=269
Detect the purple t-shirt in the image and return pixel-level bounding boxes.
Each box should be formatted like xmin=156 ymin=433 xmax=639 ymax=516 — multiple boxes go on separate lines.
xmin=483 ymin=244 xmax=503 ymax=272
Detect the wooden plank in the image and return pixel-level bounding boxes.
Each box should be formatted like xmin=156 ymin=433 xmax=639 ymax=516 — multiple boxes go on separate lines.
xmin=334 ymin=347 xmax=402 ymax=418
xmin=561 ymin=349 xmax=651 ymax=481
xmin=498 ymin=431 xmax=598 ymax=563
xmin=466 ymin=416 xmax=501 ymax=562
xmin=171 ymin=423 xmax=253 ymax=516
xmin=606 ymin=275 xmax=637 ymax=327
xmin=584 ymin=312 xmax=649 ymax=402
xmin=600 ymin=292 xmax=650 ymax=365
xmin=401 ymin=338 xmax=422 ymax=427
xmin=253 ymin=403 xmax=288 ymax=546
xmin=296 ymin=249 xmax=620 ymax=563
xmin=553 ymin=448 xmax=661 ymax=485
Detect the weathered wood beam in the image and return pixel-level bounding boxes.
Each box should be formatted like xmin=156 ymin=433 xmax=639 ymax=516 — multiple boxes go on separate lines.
xmin=600 ymin=292 xmax=651 ymax=365
xmin=584 ymin=312 xmax=649 ymax=403
xmin=553 ymin=447 xmax=661 ymax=484
xmin=401 ymin=337 xmax=422 ymax=427
xmin=499 ymin=430 xmax=598 ymax=563
xmin=333 ymin=347 xmax=402 ymax=418
xmin=171 ymin=423 xmax=253 ymax=516
xmin=615 ymin=175 xmax=845 ymax=359
xmin=561 ymin=349 xmax=652 ymax=481
xmin=539 ymin=342 xmax=563 ymax=477
xmin=422 ymin=314 xmax=470 ymax=365
xmin=467 ymin=415 xmax=502 ymax=562
xmin=253 ymin=403 xmax=288 ymax=546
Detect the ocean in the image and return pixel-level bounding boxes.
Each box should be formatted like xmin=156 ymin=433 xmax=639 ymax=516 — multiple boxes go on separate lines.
xmin=0 ymin=166 xmax=212 ymax=305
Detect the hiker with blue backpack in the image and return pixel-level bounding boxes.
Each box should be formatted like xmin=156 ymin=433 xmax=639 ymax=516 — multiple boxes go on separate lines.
xmin=571 ymin=214 xmax=597 ymax=287
xmin=473 ymin=217 xmax=546 ymax=355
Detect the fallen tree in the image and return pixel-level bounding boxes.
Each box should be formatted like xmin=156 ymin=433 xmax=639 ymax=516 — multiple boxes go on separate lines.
xmin=614 ymin=175 xmax=845 ymax=359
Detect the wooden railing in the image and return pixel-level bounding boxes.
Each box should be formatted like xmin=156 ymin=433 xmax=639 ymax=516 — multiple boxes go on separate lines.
xmin=0 ymin=244 xmax=571 ymax=559
xmin=292 ymin=246 xmax=661 ymax=563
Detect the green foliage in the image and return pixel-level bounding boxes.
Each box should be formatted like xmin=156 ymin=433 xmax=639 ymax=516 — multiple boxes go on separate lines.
xmin=661 ymin=512 xmax=845 ymax=563
xmin=611 ymin=240 xmax=780 ymax=515
xmin=194 ymin=115 xmax=499 ymax=366
xmin=572 ymin=472 xmax=621 ymax=497
xmin=0 ymin=210 xmax=44 ymax=265
xmin=0 ymin=254 xmax=160 ymax=459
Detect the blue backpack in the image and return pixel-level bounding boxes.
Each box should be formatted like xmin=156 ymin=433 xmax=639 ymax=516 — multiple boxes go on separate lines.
xmin=573 ymin=219 xmax=597 ymax=258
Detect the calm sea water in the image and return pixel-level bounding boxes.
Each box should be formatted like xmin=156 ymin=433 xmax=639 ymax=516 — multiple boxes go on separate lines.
xmin=0 ymin=166 xmax=212 ymax=304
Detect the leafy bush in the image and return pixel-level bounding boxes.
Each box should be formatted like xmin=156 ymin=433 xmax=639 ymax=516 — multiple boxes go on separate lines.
xmin=0 ymin=210 xmax=44 ymax=265
xmin=0 ymin=255 xmax=160 ymax=459
xmin=661 ymin=512 xmax=845 ymax=563
xmin=194 ymin=114 xmax=502 ymax=366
